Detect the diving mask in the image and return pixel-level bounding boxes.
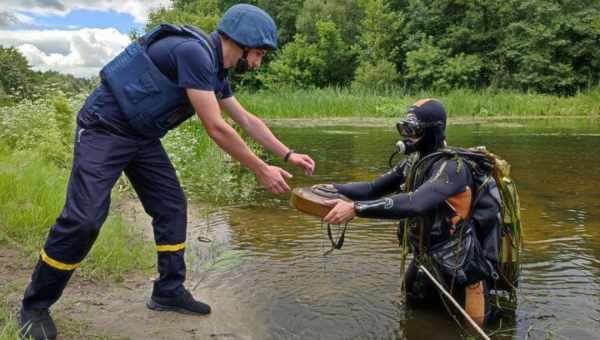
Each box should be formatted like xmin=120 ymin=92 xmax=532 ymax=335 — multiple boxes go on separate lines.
xmin=396 ymin=109 xmax=444 ymax=138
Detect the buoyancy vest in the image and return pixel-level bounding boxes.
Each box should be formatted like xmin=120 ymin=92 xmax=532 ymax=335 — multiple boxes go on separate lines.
xmin=100 ymin=24 xmax=215 ymax=138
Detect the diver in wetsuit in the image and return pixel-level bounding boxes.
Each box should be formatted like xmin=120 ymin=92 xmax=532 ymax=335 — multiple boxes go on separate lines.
xmin=322 ymin=98 xmax=494 ymax=326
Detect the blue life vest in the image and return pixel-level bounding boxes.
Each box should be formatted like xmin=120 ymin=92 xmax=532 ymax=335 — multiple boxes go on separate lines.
xmin=100 ymin=24 xmax=215 ymax=138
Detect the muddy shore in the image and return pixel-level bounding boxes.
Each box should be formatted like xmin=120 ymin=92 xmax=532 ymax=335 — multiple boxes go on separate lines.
xmin=1 ymin=195 xmax=263 ymax=340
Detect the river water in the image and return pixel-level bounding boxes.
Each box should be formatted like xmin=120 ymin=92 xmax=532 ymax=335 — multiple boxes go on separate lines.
xmin=188 ymin=118 xmax=600 ymax=340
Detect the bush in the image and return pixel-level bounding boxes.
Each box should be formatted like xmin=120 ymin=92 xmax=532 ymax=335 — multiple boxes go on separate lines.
xmin=0 ymin=94 xmax=82 ymax=168
xmin=353 ymin=60 xmax=401 ymax=90
xmin=405 ymin=40 xmax=483 ymax=92
xmin=261 ymin=21 xmax=355 ymax=89
xmin=0 ymin=92 xmax=261 ymax=204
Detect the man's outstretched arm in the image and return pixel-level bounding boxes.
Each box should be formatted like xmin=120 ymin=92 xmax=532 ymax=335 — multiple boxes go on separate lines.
xmin=219 ymin=96 xmax=315 ymax=176
xmin=187 ymin=88 xmax=292 ymax=194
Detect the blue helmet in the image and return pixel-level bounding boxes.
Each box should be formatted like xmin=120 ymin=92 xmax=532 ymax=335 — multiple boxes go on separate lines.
xmin=217 ymin=4 xmax=278 ymax=50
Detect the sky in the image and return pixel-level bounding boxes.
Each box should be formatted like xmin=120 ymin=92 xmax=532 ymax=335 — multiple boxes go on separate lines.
xmin=0 ymin=0 xmax=172 ymax=78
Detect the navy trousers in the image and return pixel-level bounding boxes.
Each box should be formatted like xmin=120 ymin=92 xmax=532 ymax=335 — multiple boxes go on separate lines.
xmin=23 ymin=109 xmax=187 ymax=310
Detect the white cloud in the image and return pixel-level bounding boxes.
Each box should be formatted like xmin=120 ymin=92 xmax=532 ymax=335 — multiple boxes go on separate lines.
xmin=0 ymin=28 xmax=130 ymax=78
xmin=0 ymin=10 xmax=43 ymax=30
xmin=12 ymin=13 xmax=36 ymax=25
xmin=0 ymin=11 xmax=23 ymax=29
xmin=1 ymin=0 xmax=171 ymax=23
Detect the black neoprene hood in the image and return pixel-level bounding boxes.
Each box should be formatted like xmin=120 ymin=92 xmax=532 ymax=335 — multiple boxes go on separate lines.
xmin=410 ymin=99 xmax=447 ymax=154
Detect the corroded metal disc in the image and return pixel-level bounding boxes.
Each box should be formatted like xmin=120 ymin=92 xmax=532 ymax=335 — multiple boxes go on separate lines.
xmin=290 ymin=186 xmax=348 ymax=218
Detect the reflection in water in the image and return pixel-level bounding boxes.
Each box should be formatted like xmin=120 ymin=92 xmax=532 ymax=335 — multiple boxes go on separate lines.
xmin=188 ymin=119 xmax=600 ymax=339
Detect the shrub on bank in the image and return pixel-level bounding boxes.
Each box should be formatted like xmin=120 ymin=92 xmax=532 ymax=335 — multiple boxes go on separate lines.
xmin=0 ymin=95 xmax=260 ymax=203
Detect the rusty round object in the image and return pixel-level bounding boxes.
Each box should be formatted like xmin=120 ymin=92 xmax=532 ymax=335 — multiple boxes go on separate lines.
xmin=289 ymin=186 xmax=349 ymax=218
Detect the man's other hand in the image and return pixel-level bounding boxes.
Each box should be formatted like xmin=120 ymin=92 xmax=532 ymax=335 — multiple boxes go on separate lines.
xmin=256 ymin=164 xmax=293 ymax=194
xmin=288 ymin=153 xmax=315 ymax=176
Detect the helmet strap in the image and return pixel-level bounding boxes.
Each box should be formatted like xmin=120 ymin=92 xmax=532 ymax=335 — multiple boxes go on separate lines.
xmin=235 ymin=49 xmax=250 ymax=74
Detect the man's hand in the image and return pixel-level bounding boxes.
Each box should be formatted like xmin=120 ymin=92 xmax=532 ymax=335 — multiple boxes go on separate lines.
xmin=287 ymin=153 xmax=315 ymax=176
xmin=323 ymin=199 xmax=356 ymax=225
xmin=255 ymin=164 xmax=293 ymax=194
xmin=219 ymin=97 xmax=317 ymax=177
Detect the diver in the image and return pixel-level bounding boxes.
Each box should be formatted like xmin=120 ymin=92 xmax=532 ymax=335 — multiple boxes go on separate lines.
xmin=321 ymin=98 xmax=501 ymax=327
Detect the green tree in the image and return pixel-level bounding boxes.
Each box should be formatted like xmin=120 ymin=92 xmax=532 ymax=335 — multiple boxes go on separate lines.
xmin=255 ymin=0 xmax=304 ymax=46
xmin=146 ymin=0 xmax=221 ymax=32
xmin=395 ymin=0 xmax=600 ymax=94
xmin=0 ymin=46 xmax=34 ymax=101
xmin=261 ymin=21 xmax=355 ymax=89
xmin=142 ymin=0 xmax=600 ymax=94
xmin=495 ymin=2 xmax=600 ymax=94
xmin=295 ymin=0 xmax=364 ymax=44
xmin=353 ymin=60 xmax=401 ymax=89
xmin=259 ymin=34 xmax=321 ymax=88
xmin=404 ymin=39 xmax=447 ymax=90
xmin=352 ymin=0 xmax=404 ymax=89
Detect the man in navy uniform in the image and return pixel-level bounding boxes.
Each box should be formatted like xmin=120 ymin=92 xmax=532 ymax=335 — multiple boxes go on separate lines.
xmin=20 ymin=4 xmax=315 ymax=340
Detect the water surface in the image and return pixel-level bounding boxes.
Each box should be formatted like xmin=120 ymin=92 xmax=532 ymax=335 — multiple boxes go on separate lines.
xmin=189 ymin=118 xmax=600 ymax=340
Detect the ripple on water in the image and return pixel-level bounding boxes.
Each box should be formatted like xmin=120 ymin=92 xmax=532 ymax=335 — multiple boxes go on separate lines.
xmin=186 ymin=122 xmax=600 ymax=339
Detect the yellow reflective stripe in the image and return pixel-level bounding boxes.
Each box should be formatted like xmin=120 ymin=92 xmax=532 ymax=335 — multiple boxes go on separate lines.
xmin=156 ymin=243 xmax=186 ymax=252
xmin=40 ymin=249 xmax=79 ymax=271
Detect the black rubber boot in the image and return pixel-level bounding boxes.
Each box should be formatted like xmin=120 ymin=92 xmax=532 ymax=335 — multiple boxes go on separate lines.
xmin=19 ymin=308 xmax=57 ymax=340
xmin=146 ymin=288 xmax=211 ymax=315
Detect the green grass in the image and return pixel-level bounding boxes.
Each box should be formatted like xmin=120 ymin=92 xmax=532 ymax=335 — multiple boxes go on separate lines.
xmin=236 ymin=86 xmax=600 ymax=118
xmin=0 ymin=147 xmax=154 ymax=282
xmin=0 ymin=303 xmax=20 ymax=340
xmin=0 ymin=146 xmax=152 ymax=339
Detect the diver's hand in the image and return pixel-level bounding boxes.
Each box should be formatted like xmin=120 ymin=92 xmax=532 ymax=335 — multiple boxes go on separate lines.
xmin=288 ymin=152 xmax=315 ymax=176
xmin=323 ymin=199 xmax=356 ymax=225
xmin=255 ymin=164 xmax=292 ymax=194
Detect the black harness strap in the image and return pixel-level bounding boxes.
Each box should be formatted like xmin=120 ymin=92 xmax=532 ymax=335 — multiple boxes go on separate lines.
xmin=325 ymin=222 xmax=349 ymax=254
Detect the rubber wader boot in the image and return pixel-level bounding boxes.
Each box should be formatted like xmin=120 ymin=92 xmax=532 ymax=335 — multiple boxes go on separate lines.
xmin=146 ymin=288 xmax=211 ymax=315
xmin=19 ymin=308 xmax=57 ymax=340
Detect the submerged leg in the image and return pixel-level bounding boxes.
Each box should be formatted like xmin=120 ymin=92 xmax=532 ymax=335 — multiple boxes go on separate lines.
xmin=464 ymin=280 xmax=486 ymax=327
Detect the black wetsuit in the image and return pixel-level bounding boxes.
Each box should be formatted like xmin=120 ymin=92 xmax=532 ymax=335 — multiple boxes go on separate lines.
xmin=335 ymin=155 xmax=473 ymax=248
xmin=334 ymin=153 xmax=492 ymax=312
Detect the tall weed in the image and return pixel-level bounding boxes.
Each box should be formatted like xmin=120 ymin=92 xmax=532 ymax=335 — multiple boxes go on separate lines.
xmin=236 ymin=86 xmax=600 ymax=118
xmin=0 ymin=301 xmax=21 ymax=340
xmin=0 ymin=148 xmax=154 ymax=281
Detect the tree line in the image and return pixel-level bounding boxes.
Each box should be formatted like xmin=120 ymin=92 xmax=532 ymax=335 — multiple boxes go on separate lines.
xmin=0 ymin=46 xmax=97 ymax=105
xmin=147 ymin=0 xmax=600 ymax=95
xmin=1 ymin=0 xmax=598 ymax=102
